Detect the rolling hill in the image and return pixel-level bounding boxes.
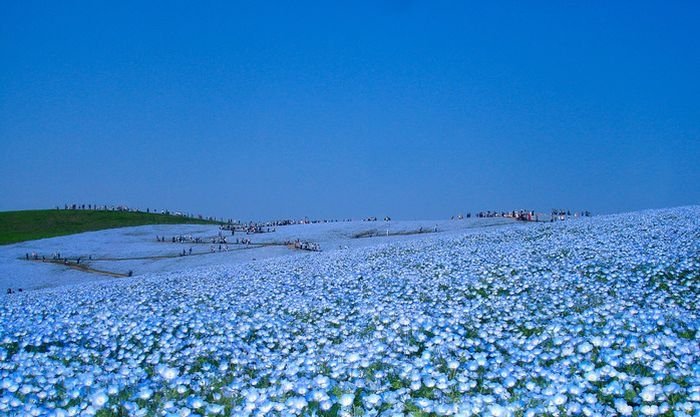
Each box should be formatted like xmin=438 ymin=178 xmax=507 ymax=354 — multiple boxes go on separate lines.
xmin=0 ymin=209 xmax=221 ymax=245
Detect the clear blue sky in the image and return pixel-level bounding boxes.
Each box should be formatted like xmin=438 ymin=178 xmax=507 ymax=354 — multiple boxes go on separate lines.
xmin=1 ymin=2 xmax=698 ymax=220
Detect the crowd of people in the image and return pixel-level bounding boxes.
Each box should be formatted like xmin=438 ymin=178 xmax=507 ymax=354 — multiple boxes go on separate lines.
xmin=254 ymin=218 xmax=353 ymax=226
xmin=171 ymin=236 xmax=260 ymax=256
xmin=157 ymin=235 xmax=208 ymax=244
xmin=476 ymin=210 xmax=518 ymax=218
xmin=158 ymin=231 xmax=260 ymax=247
xmin=25 ymin=252 xmax=92 ymax=264
xmin=551 ymin=209 xmax=592 ymax=220
xmin=284 ymin=239 xmax=321 ymax=252
xmin=22 ymin=252 xmax=132 ymax=276
xmin=219 ymin=223 xmax=275 ymax=235
xmin=465 ymin=209 xmax=592 ymax=222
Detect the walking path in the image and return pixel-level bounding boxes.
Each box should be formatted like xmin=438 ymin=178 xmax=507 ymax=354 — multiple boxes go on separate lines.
xmin=21 ymin=241 xmax=312 ymax=278
xmin=3 ymin=218 xmax=517 ymax=291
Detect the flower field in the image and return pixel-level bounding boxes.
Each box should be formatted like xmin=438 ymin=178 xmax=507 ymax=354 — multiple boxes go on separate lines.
xmin=1 ymin=207 xmax=699 ymax=416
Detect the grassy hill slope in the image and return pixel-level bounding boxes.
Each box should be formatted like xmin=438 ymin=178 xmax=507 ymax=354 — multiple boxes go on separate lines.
xmin=0 ymin=210 xmax=222 ymax=245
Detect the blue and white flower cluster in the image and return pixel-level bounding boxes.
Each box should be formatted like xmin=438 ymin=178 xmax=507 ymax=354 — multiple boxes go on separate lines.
xmin=1 ymin=207 xmax=699 ymax=416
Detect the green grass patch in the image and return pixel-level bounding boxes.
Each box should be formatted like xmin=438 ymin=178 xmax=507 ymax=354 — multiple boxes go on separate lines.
xmin=0 ymin=209 xmax=222 ymax=245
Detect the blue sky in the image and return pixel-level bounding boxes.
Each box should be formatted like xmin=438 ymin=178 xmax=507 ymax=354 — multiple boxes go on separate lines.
xmin=1 ymin=1 xmax=698 ymax=220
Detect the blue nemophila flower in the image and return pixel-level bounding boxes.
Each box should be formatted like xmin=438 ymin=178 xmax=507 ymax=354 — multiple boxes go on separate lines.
xmin=156 ymin=365 xmax=179 ymax=382
xmin=338 ymin=393 xmax=354 ymax=407
xmin=90 ymin=391 xmax=109 ymax=408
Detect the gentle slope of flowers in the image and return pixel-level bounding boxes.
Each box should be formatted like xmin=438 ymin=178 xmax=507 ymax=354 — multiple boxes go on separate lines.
xmin=1 ymin=207 xmax=699 ymax=416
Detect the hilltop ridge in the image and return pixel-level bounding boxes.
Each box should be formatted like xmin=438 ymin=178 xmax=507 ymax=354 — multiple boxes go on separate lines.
xmin=0 ymin=209 xmax=221 ymax=245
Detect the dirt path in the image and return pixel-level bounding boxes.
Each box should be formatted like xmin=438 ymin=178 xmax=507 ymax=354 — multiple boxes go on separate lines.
xmin=30 ymin=259 xmax=130 ymax=278
xmin=22 ymin=240 xmax=311 ymax=278
xmin=93 ymin=242 xmax=289 ymax=261
xmin=352 ymin=228 xmax=439 ymax=239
